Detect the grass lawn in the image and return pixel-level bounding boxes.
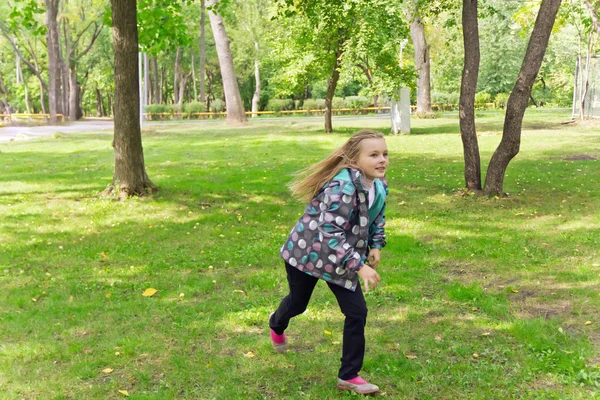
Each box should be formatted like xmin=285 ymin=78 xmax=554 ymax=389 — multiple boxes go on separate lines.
xmin=1 ymin=109 xmax=599 ymax=399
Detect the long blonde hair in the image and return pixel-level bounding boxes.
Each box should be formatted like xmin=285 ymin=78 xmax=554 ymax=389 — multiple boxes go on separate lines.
xmin=290 ymin=130 xmax=385 ymax=201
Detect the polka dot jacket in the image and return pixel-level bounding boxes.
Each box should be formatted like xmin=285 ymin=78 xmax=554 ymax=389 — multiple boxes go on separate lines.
xmin=280 ymin=168 xmax=387 ymax=291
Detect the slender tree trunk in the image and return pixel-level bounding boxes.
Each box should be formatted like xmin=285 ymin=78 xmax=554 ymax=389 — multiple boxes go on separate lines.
xmin=106 ymin=0 xmax=156 ymax=199
xmin=61 ymin=17 xmax=70 ymax=120
xmin=96 ymin=87 xmax=104 ymax=117
xmin=584 ymin=0 xmax=600 ymax=35
xmin=251 ymin=41 xmax=260 ymax=117
xmin=324 ymin=43 xmax=343 ymax=133
xmin=0 ymin=72 xmax=10 ymax=114
xmin=192 ymin=53 xmax=198 ymax=101
xmin=579 ymin=31 xmax=593 ymax=120
xmin=410 ymin=9 xmax=432 ymax=115
xmin=460 ymin=0 xmax=482 ymax=191
xmin=69 ymin=66 xmax=80 ymax=120
xmin=484 ymin=0 xmax=562 ymax=196
xmin=19 ymin=68 xmax=32 ymax=114
xmin=178 ymin=73 xmax=189 ymax=106
xmin=207 ymin=0 xmax=247 ymax=123
xmin=152 ymin=57 xmax=160 ymax=104
xmin=45 ymin=0 xmax=62 ymax=123
xmin=174 ymin=47 xmax=181 ymax=104
xmin=200 ymin=0 xmax=206 ymax=103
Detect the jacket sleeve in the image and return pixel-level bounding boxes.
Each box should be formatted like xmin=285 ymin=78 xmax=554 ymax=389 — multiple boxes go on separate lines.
xmin=315 ymin=180 xmax=365 ymax=272
xmin=368 ymin=203 xmax=386 ymax=250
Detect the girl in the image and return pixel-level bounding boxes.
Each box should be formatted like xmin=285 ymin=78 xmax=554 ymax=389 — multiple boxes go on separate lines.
xmin=269 ymin=130 xmax=388 ymax=395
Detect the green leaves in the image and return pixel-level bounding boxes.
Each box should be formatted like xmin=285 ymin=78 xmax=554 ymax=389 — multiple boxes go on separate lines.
xmin=8 ymin=0 xmax=46 ymax=36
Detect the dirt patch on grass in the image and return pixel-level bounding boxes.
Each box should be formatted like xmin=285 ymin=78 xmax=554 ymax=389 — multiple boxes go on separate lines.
xmin=563 ymin=154 xmax=597 ymax=161
xmin=513 ymin=299 xmax=571 ymax=320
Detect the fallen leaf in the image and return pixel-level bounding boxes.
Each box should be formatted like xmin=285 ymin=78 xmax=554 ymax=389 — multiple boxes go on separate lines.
xmin=244 ymin=351 xmax=255 ymax=358
xmin=82 ymin=348 xmax=92 ymax=354
xmin=115 ymin=352 xmax=121 ymax=356
xmin=434 ymin=336 xmax=442 ymax=342
xmin=233 ymin=290 xmax=246 ymax=294
xmin=69 ymin=296 xmax=74 ymax=302
xmin=118 ymin=390 xmax=129 ymax=396
xmin=106 ymin=293 xmax=112 ymax=298
xmin=585 ymin=321 xmax=592 ymax=325
xmin=511 ymin=289 xmax=519 ymax=293
xmin=430 ymin=319 xmax=439 ymax=324
xmin=472 ymin=353 xmax=479 ymax=359
xmin=405 ymin=354 xmax=418 ymax=360
xmin=100 ymin=252 xmax=108 ymax=260
xmin=332 ymin=341 xmax=340 ymax=345
xmin=481 ymin=332 xmax=492 ymax=337
xmin=324 ymin=330 xmax=332 ymax=335
xmin=206 ymin=362 xmax=212 ymax=367
xmin=142 ymin=288 xmax=158 ymax=297
xmin=102 ymin=368 xmax=113 ymax=374
xmin=31 ymin=298 xmax=37 ymax=302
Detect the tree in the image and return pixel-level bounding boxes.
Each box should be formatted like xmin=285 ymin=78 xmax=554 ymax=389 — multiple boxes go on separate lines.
xmin=45 ymin=0 xmax=64 ymax=122
xmin=207 ymin=0 xmax=247 ymax=123
xmin=408 ymin=6 xmax=433 ymax=115
xmin=105 ymin=0 xmax=156 ymax=198
xmin=460 ymin=0 xmax=563 ymax=196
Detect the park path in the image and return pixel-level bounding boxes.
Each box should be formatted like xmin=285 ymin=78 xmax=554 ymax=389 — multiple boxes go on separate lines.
xmin=0 ymin=114 xmax=393 ymax=143
xmin=0 ymin=120 xmax=114 ymax=142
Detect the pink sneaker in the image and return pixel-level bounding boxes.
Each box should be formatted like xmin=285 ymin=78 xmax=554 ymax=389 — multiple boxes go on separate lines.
xmin=269 ymin=313 xmax=288 ymax=353
xmin=337 ymin=376 xmax=379 ymax=395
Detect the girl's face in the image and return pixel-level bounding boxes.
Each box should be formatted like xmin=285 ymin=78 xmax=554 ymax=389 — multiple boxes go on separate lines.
xmin=356 ymin=138 xmax=388 ymax=180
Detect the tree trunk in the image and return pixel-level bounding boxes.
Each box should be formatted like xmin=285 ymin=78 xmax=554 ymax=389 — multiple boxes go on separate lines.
xmin=584 ymin=0 xmax=600 ymax=36
xmin=61 ymin=17 xmax=70 ymax=120
xmin=152 ymin=57 xmax=160 ymax=104
xmin=0 ymin=72 xmax=10 ymax=114
xmin=192 ymin=53 xmax=198 ymax=101
xmin=106 ymin=0 xmax=156 ymax=199
xmin=459 ymin=0 xmax=482 ymax=191
xmin=324 ymin=43 xmax=343 ymax=133
xmin=410 ymin=9 xmax=432 ymax=115
xmin=69 ymin=66 xmax=80 ymax=120
xmin=251 ymin=41 xmax=260 ymax=117
xmin=200 ymin=0 xmax=206 ymax=103
xmin=96 ymin=87 xmax=104 ymax=117
xmin=178 ymin=73 xmax=189 ymax=106
xmin=45 ymin=0 xmax=63 ymax=123
xmin=207 ymin=0 xmax=247 ymax=124
xmin=174 ymin=47 xmax=181 ymax=104
xmin=484 ymin=0 xmax=562 ymax=196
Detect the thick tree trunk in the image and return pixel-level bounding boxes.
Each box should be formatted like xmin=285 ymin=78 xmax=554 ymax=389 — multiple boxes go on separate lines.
xmin=324 ymin=44 xmax=343 ymax=133
xmin=207 ymin=0 xmax=247 ymax=123
xmin=106 ymin=0 xmax=156 ymax=199
xmin=484 ymin=0 xmax=562 ymax=196
xmin=200 ymin=0 xmax=206 ymax=103
xmin=96 ymin=87 xmax=104 ymax=117
xmin=251 ymin=41 xmax=260 ymax=117
xmin=152 ymin=57 xmax=160 ymax=104
xmin=410 ymin=10 xmax=432 ymax=115
xmin=459 ymin=0 xmax=482 ymax=191
xmin=45 ymin=0 xmax=63 ymax=123
xmin=178 ymin=73 xmax=190 ymax=106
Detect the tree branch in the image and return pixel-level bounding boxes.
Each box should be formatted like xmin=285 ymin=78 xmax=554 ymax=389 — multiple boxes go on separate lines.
xmin=584 ymin=0 xmax=600 ymax=36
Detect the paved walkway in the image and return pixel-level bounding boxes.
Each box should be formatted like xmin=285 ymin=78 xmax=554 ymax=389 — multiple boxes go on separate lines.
xmin=0 ymin=120 xmax=114 ymax=142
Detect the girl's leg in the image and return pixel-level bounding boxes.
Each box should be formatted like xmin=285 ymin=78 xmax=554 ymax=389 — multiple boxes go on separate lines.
xmin=270 ymin=263 xmax=319 ymax=335
xmin=326 ymin=282 xmax=368 ymax=380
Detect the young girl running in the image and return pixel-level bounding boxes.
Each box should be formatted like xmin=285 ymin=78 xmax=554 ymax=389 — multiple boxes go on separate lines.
xmin=269 ymin=130 xmax=388 ymax=395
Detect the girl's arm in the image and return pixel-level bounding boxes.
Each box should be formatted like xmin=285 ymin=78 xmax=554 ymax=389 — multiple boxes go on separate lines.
xmin=368 ymin=203 xmax=386 ymax=250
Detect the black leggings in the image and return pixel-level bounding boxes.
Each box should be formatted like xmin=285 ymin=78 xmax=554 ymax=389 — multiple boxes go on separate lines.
xmin=270 ymin=263 xmax=368 ymax=380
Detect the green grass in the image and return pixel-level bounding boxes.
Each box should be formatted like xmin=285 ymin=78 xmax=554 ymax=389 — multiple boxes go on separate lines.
xmin=1 ymin=109 xmax=599 ymax=399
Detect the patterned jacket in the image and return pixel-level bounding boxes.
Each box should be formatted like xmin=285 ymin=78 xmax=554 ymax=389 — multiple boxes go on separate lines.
xmin=280 ymin=168 xmax=387 ymax=291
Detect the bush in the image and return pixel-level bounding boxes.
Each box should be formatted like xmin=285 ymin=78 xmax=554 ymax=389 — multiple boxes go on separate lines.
xmin=494 ymin=93 xmax=510 ymax=109
xmin=266 ymin=99 xmax=294 ymax=112
xmin=332 ymin=97 xmax=345 ymax=109
xmin=210 ymin=99 xmax=225 ymax=113
xmin=475 ymin=92 xmax=492 ymax=107
xmin=432 ymin=92 xmax=459 ymax=106
xmin=144 ymin=104 xmax=169 ymax=114
xmin=345 ymin=96 xmax=370 ymax=109
xmin=183 ymin=101 xmax=207 ymax=114
xmin=302 ymin=98 xmax=326 ymax=110
xmin=169 ymin=104 xmax=182 ymax=114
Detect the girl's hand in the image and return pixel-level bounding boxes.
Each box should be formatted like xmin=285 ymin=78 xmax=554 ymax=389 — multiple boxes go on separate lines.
xmin=367 ymin=249 xmax=381 ymax=269
xmin=357 ymin=265 xmax=380 ymax=292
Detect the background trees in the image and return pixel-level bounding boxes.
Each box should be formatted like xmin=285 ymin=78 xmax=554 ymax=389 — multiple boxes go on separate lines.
xmin=0 ymin=0 xmax=598 ymax=126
